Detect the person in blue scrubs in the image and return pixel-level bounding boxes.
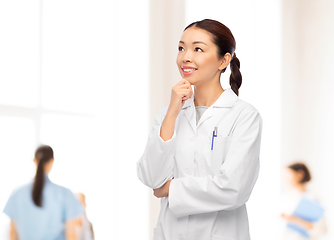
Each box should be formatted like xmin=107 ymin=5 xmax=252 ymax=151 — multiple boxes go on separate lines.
xmin=3 ymin=145 xmax=84 ymax=240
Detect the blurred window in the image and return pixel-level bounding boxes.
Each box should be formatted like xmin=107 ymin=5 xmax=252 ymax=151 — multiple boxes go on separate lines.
xmin=0 ymin=0 xmax=149 ymax=239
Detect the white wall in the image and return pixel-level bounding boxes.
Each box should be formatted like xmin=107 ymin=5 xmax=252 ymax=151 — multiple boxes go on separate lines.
xmin=282 ymin=0 xmax=334 ymax=238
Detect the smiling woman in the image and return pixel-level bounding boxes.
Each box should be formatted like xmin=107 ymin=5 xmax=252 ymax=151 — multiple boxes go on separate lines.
xmin=176 ymin=20 xmax=241 ymax=97
xmin=137 ymin=19 xmax=262 ymax=240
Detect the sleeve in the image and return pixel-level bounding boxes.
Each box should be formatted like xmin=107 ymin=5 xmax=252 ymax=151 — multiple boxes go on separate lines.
xmin=169 ymin=108 xmax=262 ymax=217
xmin=137 ymin=107 xmax=176 ymax=189
xmin=63 ymin=189 xmax=84 ymax=221
xmin=3 ymin=190 xmax=19 ymax=221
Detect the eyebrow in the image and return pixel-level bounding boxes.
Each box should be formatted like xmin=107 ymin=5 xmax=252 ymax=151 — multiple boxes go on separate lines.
xmin=179 ymin=41 xmax=207 ymax=45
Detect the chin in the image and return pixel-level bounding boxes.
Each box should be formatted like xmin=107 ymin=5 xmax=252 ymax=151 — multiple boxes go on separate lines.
xmin=183 ymin=76 xmax=196 ymax=85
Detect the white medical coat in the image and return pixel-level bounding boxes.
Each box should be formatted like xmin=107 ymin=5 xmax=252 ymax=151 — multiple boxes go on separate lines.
xmin=137 ymin=89 xmax=262 ymax=240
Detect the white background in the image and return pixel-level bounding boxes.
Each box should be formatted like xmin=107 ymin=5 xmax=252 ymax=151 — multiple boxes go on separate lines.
xmin=0 ymin=0 xmax=333 ymax=239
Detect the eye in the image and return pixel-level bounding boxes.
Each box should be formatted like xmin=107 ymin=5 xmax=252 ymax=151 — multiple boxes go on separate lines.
xmin=178 ymin=46 xmax=184 ymax=51
xmin=195 ymin=47 xmax=203 ymax=52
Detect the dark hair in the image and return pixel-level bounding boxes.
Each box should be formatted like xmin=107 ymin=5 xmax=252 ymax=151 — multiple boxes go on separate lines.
xmin=184 ymin=19 xmax=242 ymax=96
xmin=32 ymin=145 xmax=54 ymax=207
xmin=288 ymin=162 xmax=312 ymax=183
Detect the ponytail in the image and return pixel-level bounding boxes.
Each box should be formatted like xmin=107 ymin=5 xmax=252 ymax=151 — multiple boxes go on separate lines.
xmin=32 ymin=145 xmax=53 ymax=207
xmin=229 ymin=53 xmax=242 ymax=96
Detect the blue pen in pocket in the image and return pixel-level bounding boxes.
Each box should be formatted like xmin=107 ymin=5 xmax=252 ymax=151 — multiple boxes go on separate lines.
xmin=211 ymin=127 xmax=218 ymax=150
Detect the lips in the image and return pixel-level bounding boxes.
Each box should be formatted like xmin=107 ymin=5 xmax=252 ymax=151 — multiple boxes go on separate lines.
xmin=181 ymin=66 xmax=197 ymax=75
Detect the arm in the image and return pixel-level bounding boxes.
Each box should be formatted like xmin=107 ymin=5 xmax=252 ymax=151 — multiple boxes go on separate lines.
xmin=137 ymin=79 xmax=193 ymax=188
xmin=65 ymin=217 xmax=81 ymax=240
xmin=168 ymin=108 xmax=262 ymax=217
xmin=10 ymin=220 xmax=18 ymax=240
xmin=282 ymin=213 xmax=327 ymax=237
xmin=153 ymin=179 xmax=173 ymax=198
xmin=281 ymin=214 xmax=314 ymax=230
xmin=136 ymin=107 xmax=176 ymax=188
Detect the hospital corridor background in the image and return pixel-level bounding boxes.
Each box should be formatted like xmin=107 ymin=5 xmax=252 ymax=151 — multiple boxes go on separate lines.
xmin=0 ymin=0 xmax=333 ymax=239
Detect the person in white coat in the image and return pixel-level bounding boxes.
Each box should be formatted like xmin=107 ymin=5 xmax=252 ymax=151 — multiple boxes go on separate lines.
xmin=280 ymin=163 xmax=327 ymax=239
xmin=137 ymin=19 xmax=263 ymax=240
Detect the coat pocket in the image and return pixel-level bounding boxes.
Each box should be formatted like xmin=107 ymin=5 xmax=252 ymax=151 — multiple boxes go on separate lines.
xmin=209 ymin=136 xmax=231 ymax=173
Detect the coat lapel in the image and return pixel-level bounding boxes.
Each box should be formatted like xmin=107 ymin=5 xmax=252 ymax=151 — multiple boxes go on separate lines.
xmin=181 ymin=96 xmax=196 ymax=134
xmin=180 ymin=89 xmax=238 ymax=132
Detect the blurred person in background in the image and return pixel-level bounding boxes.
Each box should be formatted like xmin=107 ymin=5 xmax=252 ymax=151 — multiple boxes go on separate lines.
xmin=281 ymin=162 xmax=327 ymax=239
xmin=3 ymin=145 xmax=83 ymax=240
xmin=75 ymin=193 xmax=94 ymax=240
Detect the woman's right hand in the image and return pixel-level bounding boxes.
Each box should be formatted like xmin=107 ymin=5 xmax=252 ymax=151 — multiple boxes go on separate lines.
xmin=167 ymin=79 xmax=193 ymax=117
xmin=160 ymin=79 xmax=193 ymax=141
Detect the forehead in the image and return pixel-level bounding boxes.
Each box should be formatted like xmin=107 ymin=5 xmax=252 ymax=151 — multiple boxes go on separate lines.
xmin=180 ymin=27 xmax=214 ymax=45
xmin=286 ymin=168 xmax=299 ymax=175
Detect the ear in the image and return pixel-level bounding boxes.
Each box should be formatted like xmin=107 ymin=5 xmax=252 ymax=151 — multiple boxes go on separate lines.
xmin=218 ymin=53 xmax=232 ymax=71
xmin=33 ymin=158 xmax=37 ymax=164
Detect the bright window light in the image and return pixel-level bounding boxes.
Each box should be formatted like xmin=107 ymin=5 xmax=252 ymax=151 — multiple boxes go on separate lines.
xmin=0 ymin=1 xmax=149 ymax=239
xmin=0 ymin=0 xmax=40 ymax=108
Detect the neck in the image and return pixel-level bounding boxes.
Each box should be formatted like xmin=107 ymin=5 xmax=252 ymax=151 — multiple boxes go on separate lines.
xmin=294 ymin=183 xmax=307 ymax=193
xmin=194 ymin=80 xmax=224 ymax=107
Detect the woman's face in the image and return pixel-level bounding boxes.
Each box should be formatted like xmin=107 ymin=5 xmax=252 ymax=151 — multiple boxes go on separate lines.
xmin=176 ymin=27 xmax=226 ymax=86
xmin=284 ymin=168 xmax=304 ymax=187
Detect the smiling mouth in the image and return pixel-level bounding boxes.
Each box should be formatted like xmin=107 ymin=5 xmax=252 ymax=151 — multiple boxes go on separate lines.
xmin=181 ymin=67 xmax=197 ymax=75
xmin=183 ymin=68 xmax=196 ymax=72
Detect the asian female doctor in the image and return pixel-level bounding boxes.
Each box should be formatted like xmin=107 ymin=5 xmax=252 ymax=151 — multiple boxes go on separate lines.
xmin=137 ymin=19 xmax=263 ymax=240
xmin=3 ymin=145 xmax=83 ymax=240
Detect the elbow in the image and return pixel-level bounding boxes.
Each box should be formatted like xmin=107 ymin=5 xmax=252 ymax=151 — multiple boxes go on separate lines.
xmin=137 ymin=155 xmax=174 ymax=189
xmin=141 ymin=174 xmax=172 ymax=189
xmin=222 ymin=187 xmax=252 ymax=211
xmin=137 ymin=161 xmax=152 ymax=187
xmin=137 ymin=162 xmax=168 ymax=189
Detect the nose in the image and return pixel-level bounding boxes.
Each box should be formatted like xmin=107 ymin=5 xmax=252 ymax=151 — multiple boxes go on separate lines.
xmin=182 ymin=50 xmax=192 ymax=63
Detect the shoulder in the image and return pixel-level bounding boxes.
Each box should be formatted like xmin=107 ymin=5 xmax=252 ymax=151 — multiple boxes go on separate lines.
xmin=4 ymin=183 xmax=32 ymax=216
xmin=9 ymin=182 xmax=32 ymax=198
xmin=303 ymin=191 xmax=324 ymax=204
xmin=45 ymin=180 xmax=76 ymax=202
xmin=233 ymin=98 xmax=260 ymax=115
xmin=231 ymin=99 xmax=262 ymax=125
xmin=49 ymin=181 xmax=73 ymax=195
